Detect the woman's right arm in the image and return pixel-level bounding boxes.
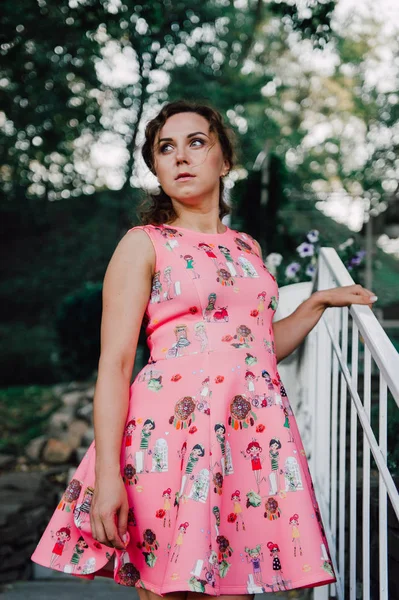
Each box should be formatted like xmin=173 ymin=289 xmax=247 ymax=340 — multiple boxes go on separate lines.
xmin=90 ymin=228 xmax=155 ymax=550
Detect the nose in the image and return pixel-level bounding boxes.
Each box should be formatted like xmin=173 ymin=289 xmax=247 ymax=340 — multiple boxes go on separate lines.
xmin=175 ymin=144 xmax=189 ymax=165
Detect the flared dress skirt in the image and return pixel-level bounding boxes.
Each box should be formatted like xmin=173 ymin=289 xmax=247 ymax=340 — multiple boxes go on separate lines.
xmin=31 ymin=223 xmax=337 ymax=595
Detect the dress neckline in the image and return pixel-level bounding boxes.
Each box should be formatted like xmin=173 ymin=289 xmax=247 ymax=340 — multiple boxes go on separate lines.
xmin=160 ymin=223 xmax=230 ymax=236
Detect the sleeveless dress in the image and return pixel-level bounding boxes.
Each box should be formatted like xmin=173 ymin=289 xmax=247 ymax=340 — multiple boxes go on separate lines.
xmin=31 ymin=223 xmax=336 ymax=595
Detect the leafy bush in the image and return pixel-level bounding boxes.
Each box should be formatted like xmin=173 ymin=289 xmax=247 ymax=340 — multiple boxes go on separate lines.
xmin=0 ymin=385 xmax=61 ymax=454
xmin=55 ymin=282 xmax=103 ymax=380
xmin=0 ymin=324 xmax=61 ymax=385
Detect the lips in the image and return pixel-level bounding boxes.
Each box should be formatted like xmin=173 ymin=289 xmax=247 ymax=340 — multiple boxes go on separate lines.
xmin=175 ymin=173 xmax=195 ymax=180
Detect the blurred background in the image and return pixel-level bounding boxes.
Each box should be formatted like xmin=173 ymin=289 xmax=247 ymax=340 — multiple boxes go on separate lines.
xmin=0 ymin=0 xmax=398 ymax=596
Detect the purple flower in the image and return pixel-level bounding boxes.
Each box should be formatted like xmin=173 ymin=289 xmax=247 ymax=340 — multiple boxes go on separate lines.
xmin=297 ymin=242 xmax=314 ymax=258
xmin=285 ymin=262 xmax=301 ymax=279
xmin=305 ymin=264 xmax=316 ymax=277
xmin=350 ymin=251 xmax=366 ymax=266
xmin=306 ymin=230 xmax=319 ymax=243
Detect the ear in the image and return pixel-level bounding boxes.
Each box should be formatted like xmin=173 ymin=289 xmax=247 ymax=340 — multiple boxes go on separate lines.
xmin=221 ymin=158 xmax=230 ymax=177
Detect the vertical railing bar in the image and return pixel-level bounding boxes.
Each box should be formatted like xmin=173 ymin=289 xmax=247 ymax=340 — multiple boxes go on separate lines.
xmin=350 ymin=322 xmax=358 ymax=600
xmin=379 ymin=374 xmax=388 ymax=598
xmin=363 ymin=347 xmax=371 ymax=600
xmin=339 ymin=307 xmax=348 ymax=589
xmin=330 ymin=305 xmax=340 ymax=594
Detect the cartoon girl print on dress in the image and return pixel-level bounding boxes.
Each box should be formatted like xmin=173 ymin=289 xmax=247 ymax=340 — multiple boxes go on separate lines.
xmin=170 ymin=522 xmax=189 ymax=563
xmin=268 ymin=437 xmax=283 ymax=495
xmin=162 ymin=266 xmax=180 ymax=300
xmin=181 ymin=254 xmax=200 ymax=279
xmin=256 ymin=291 xmax=267 ymax=325
xmin=197 ymin=242 xmax=218 ymax=267
xmin=194 ymin=321 xmax=209 ymax=353
xmin=73 ymin=485 xmax=94 ymax=528
xmin=244 ymin=370 xmax=258 ymax=400
xmin=244 ymin=544 xmax=265 ymax=587
xmin=266 ymin=541 xmax=289 ymax=591
xmin=166 ymin=324 xmax=191 ymax=358
xmin=69 ymin=536 xmax=89 ymax=573
xmin=197 ymin=376 xmax=212 ymax=414
xmin=230 ymin=490 xmax=246 ymax=531
xmin=283 ymin=406 xmax=295 ymax=442
xmin=214 ymin=423 xmax=233 ymax=476
xmin=124 ymin=419 xmax=136 ymax=461
xmin=218 ymin=244 xmax=238 ymax=277
xmin=49 ymin=526 xmax=71 ymax=568
xmin=212 ymin=505 xmax=221 ymax=536
xmin=150 ymin=271 xmax=162 ymax=304
xmin=241 ymin=440 xmax=265 ymax=493
xmin=178 ymin=443 xmax=205 ymax=499
xmin=203 ymin=293 xmax=216 ymax=321
xmin=137 ymin=418 xmax=155 ymax=473
xmin=289 ymin=513 xmax=303 ymax=557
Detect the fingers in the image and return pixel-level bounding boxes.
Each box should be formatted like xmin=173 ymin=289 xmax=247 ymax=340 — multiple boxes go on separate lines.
xmin=103 ymin=513 xmax=126 ymax=550
xmin=349 ymin=284 xmax=377 ymax=306
xmin=91 ymin=511 xmax=124 ymax=549
xmin=117 ymin=501 xmax=129 ymax=542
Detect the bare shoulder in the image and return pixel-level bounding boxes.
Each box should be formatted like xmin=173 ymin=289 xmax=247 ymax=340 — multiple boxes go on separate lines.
xmin=111 ymin=227 xmax=155 ymax=272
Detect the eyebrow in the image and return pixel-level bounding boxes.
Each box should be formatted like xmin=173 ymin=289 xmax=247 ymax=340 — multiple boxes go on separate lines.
xmin=157 ymin=131 xmax=209 ymax=144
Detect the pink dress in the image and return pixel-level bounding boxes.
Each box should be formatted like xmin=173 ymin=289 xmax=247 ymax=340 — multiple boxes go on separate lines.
xmin=31 ymin=223 xmax=336 ymax=594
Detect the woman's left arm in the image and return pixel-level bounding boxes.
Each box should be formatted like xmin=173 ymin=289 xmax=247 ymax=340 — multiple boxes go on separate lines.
xmin=273 ymin=285 xmax=378 ymax=363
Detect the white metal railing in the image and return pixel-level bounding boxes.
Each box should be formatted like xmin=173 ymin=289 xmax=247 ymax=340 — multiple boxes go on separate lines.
xmin=301 ymin=248 xmax=399 ymax=600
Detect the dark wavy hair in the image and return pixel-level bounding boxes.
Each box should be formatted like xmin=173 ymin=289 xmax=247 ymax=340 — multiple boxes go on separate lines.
xmin=139 ymin=100 xmax=237 ymax=225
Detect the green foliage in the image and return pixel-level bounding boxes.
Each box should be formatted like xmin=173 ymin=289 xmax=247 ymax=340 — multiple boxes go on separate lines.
xmin=269 ymin=0 xmax=337 ymax=49
xmin=55 ymin=282 xmax=103 ymax=380
xmin=0 ymin=0 xmax=337 ymax=200
xmin=0 ymin=385 xmax=61 ymax=454
xmin=0 ymin=323 xmax=60 ymax=386
xmin=371 ymin=396 xmax=399 ymax=477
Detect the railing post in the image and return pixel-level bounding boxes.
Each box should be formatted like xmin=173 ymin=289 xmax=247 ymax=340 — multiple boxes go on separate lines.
xmin=313 ymin=252 xmax=333 ymax=600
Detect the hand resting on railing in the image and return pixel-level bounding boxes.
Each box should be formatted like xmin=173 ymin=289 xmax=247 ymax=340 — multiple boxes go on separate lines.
xmin=273 ymin=284 xmax=378 ymax=363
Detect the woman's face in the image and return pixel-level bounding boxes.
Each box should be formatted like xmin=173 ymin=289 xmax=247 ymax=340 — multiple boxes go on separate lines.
xmin=153 ymin=112 xmax=229 ymax=207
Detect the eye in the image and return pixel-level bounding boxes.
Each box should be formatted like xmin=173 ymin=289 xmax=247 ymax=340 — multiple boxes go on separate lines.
xmin=159 ymin=138 xmax=205 ymax=154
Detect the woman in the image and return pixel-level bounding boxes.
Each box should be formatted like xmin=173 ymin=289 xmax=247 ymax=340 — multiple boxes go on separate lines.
xmin=32 ymin=100 xmax=377 ymax=598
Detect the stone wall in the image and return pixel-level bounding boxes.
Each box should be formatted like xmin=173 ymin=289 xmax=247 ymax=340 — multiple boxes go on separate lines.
xmin=0 ymin=382 xmax=95 ymax=584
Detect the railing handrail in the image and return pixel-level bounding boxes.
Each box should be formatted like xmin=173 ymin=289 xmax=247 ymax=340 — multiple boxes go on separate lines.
xmin=319 ymin=247 xmax=399 ymax=406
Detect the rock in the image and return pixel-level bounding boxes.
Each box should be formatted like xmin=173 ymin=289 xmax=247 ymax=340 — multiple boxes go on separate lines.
xmin=42 ymin=439 xmax=74 ymax=464
xmin=76 ymin=401 xmax=93 ymax=422
xmin=82 ymin=426 xmax=94 ymax=446
xmin=25 ymin=436 xmax=47 ymax=463
xmin=0 ymin=454 xmax=16 ymax=470
xmin=47 ymin=406 xmax=75 ymax=436
xmin=0 ymin=471 xmax=45 ymax=494
xmin=62 ymin=419 xmax=88 ymax=450
xmin=60 ymin=391 xmax=83 ymax=408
